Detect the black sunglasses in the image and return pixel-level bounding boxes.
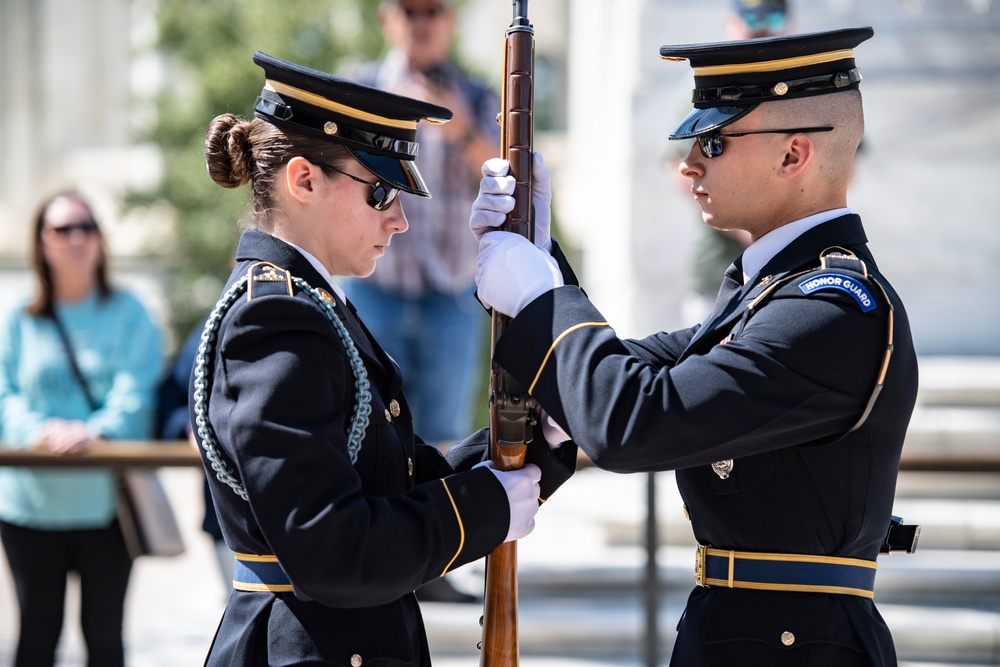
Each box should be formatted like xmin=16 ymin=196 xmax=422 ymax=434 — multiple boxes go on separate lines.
xmin=402 ymin=6 xmax=446 ymax=19
xmin=696 ymin=126 xmax=834 ymax=159
xmin=47 ymin=220 xmax=99 ymax=237
xmin=312 ymin=162 xmax=400 ymax=211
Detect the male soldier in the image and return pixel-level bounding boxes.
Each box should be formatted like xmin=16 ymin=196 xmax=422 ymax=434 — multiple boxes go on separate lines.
xmin=471 ymin=27 xmax=919 ymax=666
xmin=676 ymin=0 xmax=792 ymax=323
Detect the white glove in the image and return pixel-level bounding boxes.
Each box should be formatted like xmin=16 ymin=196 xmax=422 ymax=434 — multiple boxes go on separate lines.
xmin=475 ymin=461 xmax=542 ymax=542
xmin=530 ymin=152 xmax=553 ymax=251
xmin=470 ymin=152 xmax=552 ymax=251
xmin=537 ymin=408 xmax=571 ymax=450
xmin=476 ymin=232 xmax=564 ymax=317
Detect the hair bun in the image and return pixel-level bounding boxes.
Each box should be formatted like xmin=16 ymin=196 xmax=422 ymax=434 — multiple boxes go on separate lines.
xmin=205 ymin=113 xmax=254 ymax=188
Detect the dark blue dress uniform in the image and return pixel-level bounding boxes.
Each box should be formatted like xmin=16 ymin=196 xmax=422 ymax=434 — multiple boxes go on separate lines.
xmin=193 ymin=231 xmax=507 ymax=666
xmin=491 ymin=28 xmax=919 ymax=667
xmin=190 ymin=53 xmax=575 ymax=667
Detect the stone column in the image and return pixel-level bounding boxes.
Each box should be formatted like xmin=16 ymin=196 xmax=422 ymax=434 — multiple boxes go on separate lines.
xmin=0 ymin=0 xmax=135 ymax=253
xmin=561 ymin=0 xmax=731 ymax=338
xmin=0 ymin=0 xmax=43 ymax=257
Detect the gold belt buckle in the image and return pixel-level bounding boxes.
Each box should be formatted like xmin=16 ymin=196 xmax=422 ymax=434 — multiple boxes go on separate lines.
xmin=695 ymin=545 xmax=708 ymax=587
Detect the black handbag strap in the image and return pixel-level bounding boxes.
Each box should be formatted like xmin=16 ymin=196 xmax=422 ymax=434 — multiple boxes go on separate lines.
xmin=50 ymin=314 xmax=99 ymax=412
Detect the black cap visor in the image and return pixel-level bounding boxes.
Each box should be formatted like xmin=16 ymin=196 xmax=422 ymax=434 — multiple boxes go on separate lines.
xmin=669 ymin=105 xmax=758 ymax=140
xmin=350 ymin=148 xmax=431 ymax=198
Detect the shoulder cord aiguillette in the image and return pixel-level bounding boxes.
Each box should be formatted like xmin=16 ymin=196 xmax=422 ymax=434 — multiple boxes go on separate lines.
xmin=191 ymin=275 xmax=372 ymax=501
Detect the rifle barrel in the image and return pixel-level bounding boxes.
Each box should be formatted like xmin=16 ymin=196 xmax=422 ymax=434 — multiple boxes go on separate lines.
xmin=481 ymin=3 xmax=535 ymax=665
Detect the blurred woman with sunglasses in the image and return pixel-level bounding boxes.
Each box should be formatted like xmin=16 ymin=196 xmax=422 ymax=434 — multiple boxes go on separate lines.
xmin=0 ymin=192 xmax=164 ymax=667
xmin=192 ymin=52 xmax=575 ymax=666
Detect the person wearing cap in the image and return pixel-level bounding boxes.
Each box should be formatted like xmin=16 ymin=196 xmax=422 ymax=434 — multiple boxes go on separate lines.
xmin=470 ymin=28 xmax=918 ymax=665
xmin=192 ymin=51 xmax=576 ymax=666
xmin=729 ymin=0 xmax=791 ymax=37
xmin=342 ymin=0 xmax=500 ymax=489
xmin=674 ymin=0 xmax=793 ymax=323
xmin=340 ymin=0 xmax=503 ymax=603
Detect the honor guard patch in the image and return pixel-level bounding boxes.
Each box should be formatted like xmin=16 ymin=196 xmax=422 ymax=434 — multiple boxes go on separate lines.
xmin=798 ymin=273 xmax=876 ymax=312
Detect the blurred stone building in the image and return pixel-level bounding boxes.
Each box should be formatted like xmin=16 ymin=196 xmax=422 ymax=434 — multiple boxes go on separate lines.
xmin=1 ymin=0 xmax=998 ymax=355
xmin=0 ymin=0 xmax=168 ymax=323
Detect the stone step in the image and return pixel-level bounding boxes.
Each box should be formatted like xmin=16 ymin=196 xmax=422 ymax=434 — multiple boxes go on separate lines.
xmin=448 ymin=544 xmax=1000 ymax=602
xmin=606 ymin=496 xmax=1000 ymax=551
xmin=435 ymin=532 xmax=1000 ymax=663
xmin=422 ymin=591 xmax=1000 ymax=665
xmin=916 ymin=356 xmax=1000 ymax=407
xmin=557 ymin=468 xmax=1000 ymax=552
xmin=431 ymin=660 xmax=1000 ymax=667
xmin=905 ymin=405 xmax=1000 ymax=453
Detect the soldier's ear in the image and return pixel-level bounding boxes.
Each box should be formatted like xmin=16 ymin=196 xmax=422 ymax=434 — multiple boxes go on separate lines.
xmin=778 ymin=135 xmax=815 ymax=178
xmin=285 ymin=157 xmax=321 ymax=203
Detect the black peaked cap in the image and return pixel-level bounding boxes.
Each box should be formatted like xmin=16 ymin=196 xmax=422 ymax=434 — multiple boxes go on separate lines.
xmin=252 ymin=51 xmax=453 ymax=197
xmin=661 ymin=27 xmax=874 ymax=139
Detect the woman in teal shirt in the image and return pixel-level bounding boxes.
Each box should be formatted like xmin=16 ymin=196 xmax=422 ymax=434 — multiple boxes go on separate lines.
xmin=0 ymin=192 xmax=163 ymax=667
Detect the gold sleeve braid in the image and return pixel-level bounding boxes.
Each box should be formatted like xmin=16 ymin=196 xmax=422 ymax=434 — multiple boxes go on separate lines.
xmin=528 ymin=322 xmax=610 ymax=395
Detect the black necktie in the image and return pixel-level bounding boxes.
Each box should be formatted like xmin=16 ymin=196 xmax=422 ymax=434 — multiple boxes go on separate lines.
xmin=712 ymin=259 xmax=744 ymax=311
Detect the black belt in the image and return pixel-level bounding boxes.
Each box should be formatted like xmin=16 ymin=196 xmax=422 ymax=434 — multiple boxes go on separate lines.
xmin=233 ymin=553 xmax=292 ymax=593
xmin=695 ymin=546 xmax=878 ymax=598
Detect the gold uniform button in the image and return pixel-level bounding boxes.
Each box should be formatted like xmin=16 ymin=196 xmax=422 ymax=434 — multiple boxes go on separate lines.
xmin=407 ymin=457 xmax=414 ymax=476
xmin=317 ymin=288 xmax=335 ymax=304
xmin=350 ymin=654 xmax=362 ymax=667
xmin=389 ymin=399 xmax=401 ymax=418
xmin=384 ymin=408 xmax=392 ymax=423
xmin=780 ymin=631 xmax=795 ymax=646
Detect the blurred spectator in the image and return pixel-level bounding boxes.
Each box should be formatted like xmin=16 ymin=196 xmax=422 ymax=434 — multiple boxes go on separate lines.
xmin=672 ymin=0 xmax=792 ymax=322
xmin=341 ymin=0 xmax=502 ymax=604
xmin=0 ymin=192 xmax=164 ymax=667
xmin=342 ymin=0 xmax=500 ymax=445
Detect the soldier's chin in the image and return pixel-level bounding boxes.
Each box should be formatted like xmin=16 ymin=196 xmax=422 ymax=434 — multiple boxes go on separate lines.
xmin=357 ymin=262 xmax=379 ymax=279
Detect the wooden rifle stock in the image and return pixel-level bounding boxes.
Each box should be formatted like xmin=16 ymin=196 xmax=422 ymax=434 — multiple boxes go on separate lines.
xmin=480 ymin=2 xmax=535 ymax=666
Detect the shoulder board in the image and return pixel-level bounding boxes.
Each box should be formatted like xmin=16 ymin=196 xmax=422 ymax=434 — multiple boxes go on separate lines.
xmin=246 ymin=262 xmax=293 ymax=300
xmin=796 ymin=248 xmax=877 ymax=313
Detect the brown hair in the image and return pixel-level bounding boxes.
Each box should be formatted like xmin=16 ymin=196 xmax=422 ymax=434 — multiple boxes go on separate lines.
xmin=27 ymin=192 xmax=110 ymax=317
xmin=204 ymin=114 xmax=352 ymax=226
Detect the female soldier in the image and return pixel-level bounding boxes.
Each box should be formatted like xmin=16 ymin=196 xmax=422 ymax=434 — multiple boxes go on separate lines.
xmin=192 ymin=52 xmax=576 ymax=666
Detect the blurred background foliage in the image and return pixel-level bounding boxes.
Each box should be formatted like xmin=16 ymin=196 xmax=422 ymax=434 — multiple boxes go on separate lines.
xmin=130 ymin=0 xmax=389 ymax=343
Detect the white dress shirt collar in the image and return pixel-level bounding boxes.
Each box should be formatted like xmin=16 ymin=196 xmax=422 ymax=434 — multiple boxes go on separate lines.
xmin=286 ymin=242 xmax=347 ymax=303
xmin=741 ymin=208 xmax=852 ymax=284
